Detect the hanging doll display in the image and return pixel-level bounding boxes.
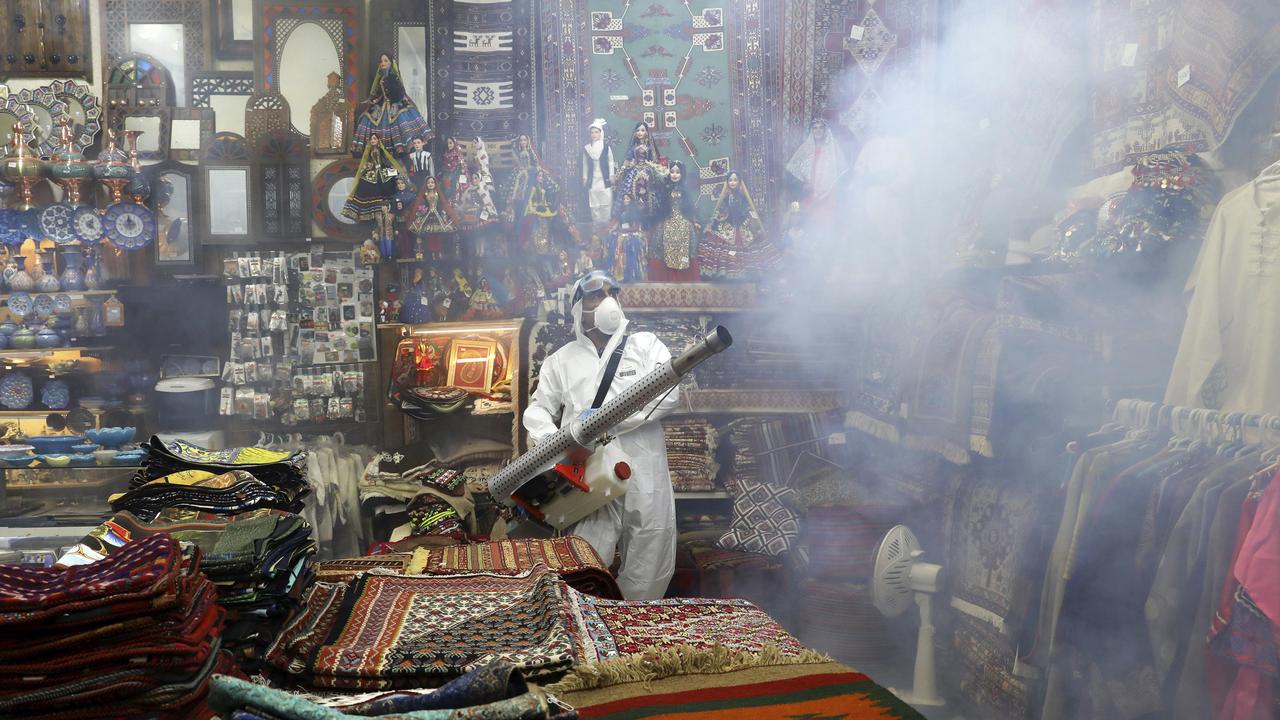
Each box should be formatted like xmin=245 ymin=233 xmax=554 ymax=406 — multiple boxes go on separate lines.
xmin=344 ymin=133 xmax=414 ymax=260
xmin=517 ymin=167 xmax=580 ymax=257
xmin=440 ymin=136 xmax=465 ymax=196
xmin=500 ymin=134 xmax=538 ymax=224
xmin=408 ymin=175 xmax=459 ymax=261
xmin=353 ymin=53 xmax=431 ymax=157
xmin=604 ymin=191 xmax=649 ymax=283
xmin=699 ymin=171 xmax=780 ymax=279
xmin=612 ymin=141 xmax=668 ymax=220
xmin=650 ymin=160 xmax=702 ymax=281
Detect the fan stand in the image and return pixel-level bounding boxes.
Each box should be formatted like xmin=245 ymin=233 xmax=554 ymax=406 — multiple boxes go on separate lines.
xmin=890 ymin=589 xmax=945 ymax=708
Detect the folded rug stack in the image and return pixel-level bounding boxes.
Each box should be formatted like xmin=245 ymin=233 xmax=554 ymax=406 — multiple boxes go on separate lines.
xmin=109 ymin=469 xmax=302 ymax=519
xmin=265 ymin=566 xmax=577 ymax=690
xmin=57 ymin=507 xmax=316 ymax=673
xmin=136 ymin=436 xmax=309 ymax=505
xmin=0 ymin=534 xmax=240 ymax=720
xmin=663 ymin=419 xmax=721 ymax=493
xmin=406 ymin=537 xmax=622 ymax=599
xmin=722 ymin=419 xmax=766 ymax=496
xmin=209 ymin=662 xmax=562 ymax=720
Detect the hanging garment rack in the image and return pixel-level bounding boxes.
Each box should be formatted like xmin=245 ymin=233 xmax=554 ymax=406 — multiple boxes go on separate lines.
xmin=1112 ymin=398 xmax=1280 ymax=445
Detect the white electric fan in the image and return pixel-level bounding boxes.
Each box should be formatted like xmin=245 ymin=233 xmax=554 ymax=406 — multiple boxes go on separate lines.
xmin=872 ymin=524 xmax=946 ymax=708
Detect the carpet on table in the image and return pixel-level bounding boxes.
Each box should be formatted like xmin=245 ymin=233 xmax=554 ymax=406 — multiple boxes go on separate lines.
xmin=558 ymin=658 xmax=926 ymax=719
xmin=408 ymin=537 xmax=622 ymax=599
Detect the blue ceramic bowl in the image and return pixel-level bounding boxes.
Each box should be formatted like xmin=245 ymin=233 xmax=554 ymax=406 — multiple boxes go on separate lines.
xmin=27 ymin=435 xmax=85 ymax=455
xmin=0 ymin=453 xmax=33 ymax=468
xmin=68 ymin=454 xmax=95 ymax=467
xmin=70 ymin=443 xmax=99 ymax=454
xmin=112 ymin=451 xmax=145 ymax=466
xmin=85 ymin=427 xmax=136 ymax=449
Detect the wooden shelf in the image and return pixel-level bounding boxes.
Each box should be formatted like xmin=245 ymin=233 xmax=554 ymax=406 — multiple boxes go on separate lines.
xmin=674 ymin=491 xmax=731 ymax=499
xmin=673 ymin=389 xmax=843 ymax=415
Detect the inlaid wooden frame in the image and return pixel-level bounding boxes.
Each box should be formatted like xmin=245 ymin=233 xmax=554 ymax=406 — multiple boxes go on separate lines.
xmin=201 ymin=132 xmax=252 ymax=245
xmin=146 ymin=159 xmax=200 ymax=268
xmin=253 ymin=130 xmax=310 ymax=242
xmin=167 ymin=106 xmax=213 ymax=161
xmin=189 ymin=70 xmax=253 ymax=135
xmin=0 ymin=0 xmax=93 ymax=80
xmin=213 ymin=0 xmax=252 ymax=60
xmin=254 ymin=0 xmax=362 ymax=137
xmin=100 ymin=0 xmax=211 ymax=106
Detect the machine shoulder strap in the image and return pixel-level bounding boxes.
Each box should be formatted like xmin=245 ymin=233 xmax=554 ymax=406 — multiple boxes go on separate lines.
xmin=591 ymin=335 xmax=629 ymax=409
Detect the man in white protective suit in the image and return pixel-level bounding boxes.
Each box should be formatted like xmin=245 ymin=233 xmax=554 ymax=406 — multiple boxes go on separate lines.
xmin=522 ymin=270 xmax=679 ymax=600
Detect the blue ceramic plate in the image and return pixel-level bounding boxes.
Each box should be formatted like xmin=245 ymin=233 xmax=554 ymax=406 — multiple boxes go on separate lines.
xmin=39 ymin=203 xmax=77 ymax=245
xmin=6 ymin=292 xmax=32 ymax=319
xmin=41 ymin=378 xmax=70 ymax=410
xmin=102 ymin=203 xmax=155 ymax=250
xmin=33 ymin=294 xmax=54 ymax=319
xmin=53 ymin=294 xmax=72 ymax=314
xmin=71 ymin=206 xmax=103 ymax=245
xmin=0 ymin=373 xmax=33 ymax=410
xmin=0 ymin=210 xmax=26 ymax=247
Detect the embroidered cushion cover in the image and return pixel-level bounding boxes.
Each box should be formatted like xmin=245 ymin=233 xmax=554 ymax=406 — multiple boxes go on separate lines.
xmin=717 ymin=479 xmax=801 ymax=556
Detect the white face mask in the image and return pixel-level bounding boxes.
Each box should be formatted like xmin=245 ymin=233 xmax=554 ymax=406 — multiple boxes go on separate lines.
xmin=586 ymin=296 xmax=624 ymax=335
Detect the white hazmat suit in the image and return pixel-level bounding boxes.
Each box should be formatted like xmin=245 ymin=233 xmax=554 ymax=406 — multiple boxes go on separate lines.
xmin=522 ymin=300 xmax=679 ymax=600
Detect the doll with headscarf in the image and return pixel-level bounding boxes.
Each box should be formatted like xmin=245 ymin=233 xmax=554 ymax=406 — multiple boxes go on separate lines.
xmin=626 ymin=120 xmax=663 ymax=165
xmin=500 ymin=134 xmax=538 ymax=223
xmin=518 ymin=166 xmax=580 ymax=257
xmin=344 ymin=133 xmax=414 ymax=259
xmin=440 ymin=136 xmax=465 ymax=196
xmin=650 ymin=160 xmax=702 ymax=281
xmin=785 ymin=119 xmax=849 ymax=211
xmin=604 ymin=191 xmax=649 ymax=282
xmin=699 ymin=171 xmax=779 ymax=279
xmin=353 ymin=52 xmax=430 ymax=157
xmin=408 ymin=175 xmax=460 ymax=261
xmin=611 ymin=141 xmax=667 ymax=221
xmin=454 ymin=139 xmax=500 ymax=256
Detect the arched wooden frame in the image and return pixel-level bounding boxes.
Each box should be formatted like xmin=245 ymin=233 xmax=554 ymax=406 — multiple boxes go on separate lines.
xmin=244 ymin=91 xmax=294 ymax=148
xmin=254 ymin=131 xmax=311 ymax=241
xmin=201 ymin=132 xmax=253 ymax=245
xmin=146 ymin=159 xmax=201 ymax=268
xmin=310 ymin=72 xmax=351 ymax=157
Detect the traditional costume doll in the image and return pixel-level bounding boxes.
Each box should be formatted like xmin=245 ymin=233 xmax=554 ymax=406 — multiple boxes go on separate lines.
xmin=784 ymin=119 xmax=849 ymax=227
xmin=408 ymin=176 xmax=459 ymax=261
xmin=398 ymin=267 xmax=434 ymax=324
xmin=463 ymin=276 xmax=504 ymax=320
xmin=627 ymin=120 xmax=663 ymax=165
xmin=353 ymin=53 xmax=431 ymax=157
xmin=604 ymin=193 xmax=648 ymax=282
xmin=699 ymin=171 xmax=780 ymax=279
xmin=440 ymin=136 xmax=465 ymax=196
xmin=500 ymin=134 xmax=538 ymax=223
xmin=518 ymin=167 xmax=580 ymax=256
xmin=611 ymin=142 xmax=668 ymax=220
xmin=581 ymin=118 xmax=616 ymax=226
xmin=454 ymin=140 xmax=500 ymax=256
xmin=405 ymin=135 xmax=435 ymax=185
xmin=650 ymin=160 xmax=701 ymax=281
xmin=344 ymin=134 xmax=414 ymax=259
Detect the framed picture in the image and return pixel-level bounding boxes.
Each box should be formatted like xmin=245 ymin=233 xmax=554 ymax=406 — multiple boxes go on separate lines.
xmin=213 ymin=0 xmax=253 ymax=60
xmin=101 ymin=0 xmax=211 ymax=106
xmin=202 ymin=165 xmax=252 ymax=245
xmin=147 ymin=160 xmax=200 ymax=267
xmin=447 ymin=338 xmax=497 ymax=394
xmin=0 ymin=0 xmax=93 ymax=80
xmin=168 ymin=107 xmax=214 ymax=161
xmin=189 ymin=71 xmax=254 ymax=135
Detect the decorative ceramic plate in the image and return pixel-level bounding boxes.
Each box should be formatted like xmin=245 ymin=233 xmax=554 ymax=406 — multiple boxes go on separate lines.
xmin=71 ymin=206 xmax=103 ymax=244
xmin=102 ymin=203 xmax=156 ymax=250
xmin=33 ymin=294 xmax=54 ymax=319
xmin=0 ymin=96 xmax=35 ymax=152
xmin=41 ymin=379 xmax=70 ymax=410
xmin=39 ymin=203 xmax=77 ymax=245
xmin=6 ymin=292 xmax=33 ymax=319
xmin=53 ymin=294 xmax=72 ymax=314
xmin=0 ymin=210 xmax=26 ymax=247
xmin=48 ymin=80 xmax=101 ymax=154
xmin=0 ymin=374 xmax=34 ymax=410
xmin=16 ymin=87 xmax=69 ymax=160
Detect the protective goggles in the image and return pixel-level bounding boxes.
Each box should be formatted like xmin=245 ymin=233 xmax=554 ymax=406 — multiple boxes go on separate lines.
xmin=571 ymin=271 xmax=621 ymax=305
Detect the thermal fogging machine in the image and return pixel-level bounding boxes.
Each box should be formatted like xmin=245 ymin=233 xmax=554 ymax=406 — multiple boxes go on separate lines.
xmin=488 ymin=326 xmax=733 ymax=529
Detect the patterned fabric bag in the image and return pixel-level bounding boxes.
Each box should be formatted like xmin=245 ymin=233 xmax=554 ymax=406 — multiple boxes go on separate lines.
xmin=717 ymin=478 xmax=801 ymax=556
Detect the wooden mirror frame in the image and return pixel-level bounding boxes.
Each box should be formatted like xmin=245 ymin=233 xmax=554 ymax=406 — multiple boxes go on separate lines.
xmin=253 ymin=130 xmax=311 ymax=241
xmin=146 ymin=159 xmax=201 ymax=268
xmin=201 ymin=132 xmax=253 ymax=245
xmin=254 ymin=0 xmax=362 ymax=137
xmin=189 ymin=70 xmax=253 ymax=135
xmin=168 ymin=107 xmax=214 ymax=161
xmin=100 ymin=0 xmax=211 ymax=105
xmin=311 ymin=157 xmax=367 ymax=241
xmin=213 ymin=0 xmax=252 ymax=60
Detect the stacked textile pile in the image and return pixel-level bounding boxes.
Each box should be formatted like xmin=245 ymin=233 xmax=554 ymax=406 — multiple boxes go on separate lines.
xmin=109 ymin=469 xmax=301 ymax=518
xmin=137 ymin=436 xmax=309 ymax=503
xmin=0 ymin=534 xmax=240 ymax=720
xmin=209 ymin=662 xmax=563 ymax=720
xmin=361 ymin=460 xmax=484 ymax=540
xmin=663 ymin=419 xmax=721 ymax=492
xmin=265 ymin=566 xmax=577 ymax=689
xmin=722 ymin=418 xmax=765 ymax=496
xmin=57 ymin=507 xmax=315 ymax=673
